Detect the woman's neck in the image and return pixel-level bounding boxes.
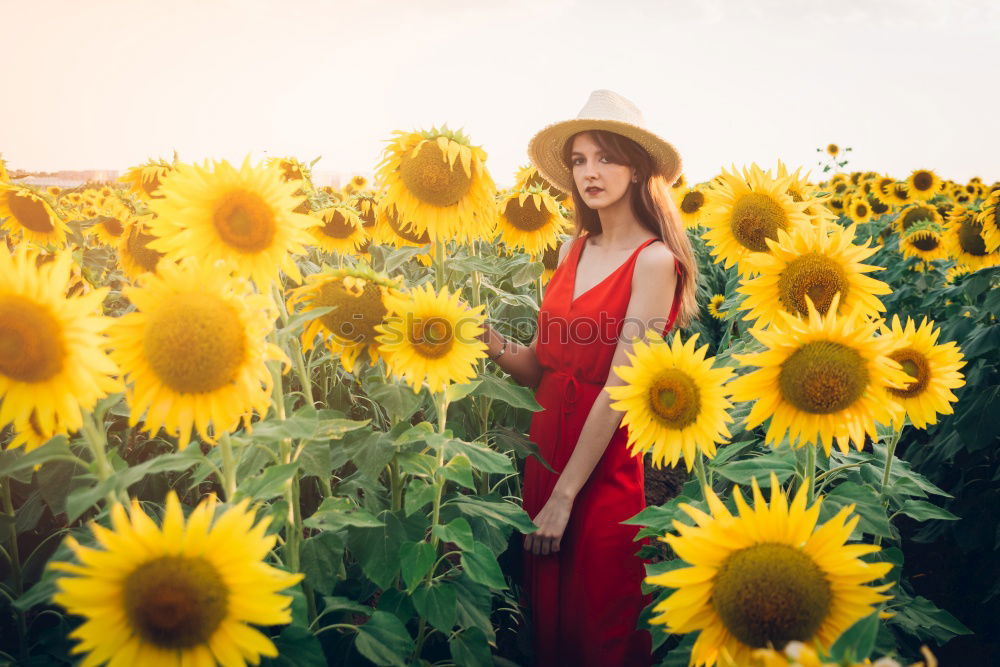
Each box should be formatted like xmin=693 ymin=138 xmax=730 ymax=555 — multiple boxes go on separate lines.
xmin=593 ymin=194 xmax=650 ymax=249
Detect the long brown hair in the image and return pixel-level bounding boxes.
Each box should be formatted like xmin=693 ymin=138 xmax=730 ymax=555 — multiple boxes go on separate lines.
xmin=561 ymin=129 xmax=699 ymax=328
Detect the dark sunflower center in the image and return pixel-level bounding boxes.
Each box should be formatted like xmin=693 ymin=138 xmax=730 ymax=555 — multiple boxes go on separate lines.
xmin=909 ymin=233 xmax=940 ymax=252
xmin=356 ymin=198 xmax=377 ymax=227
xmin=912 ymin=172 xmax=933 ymax=192
xmin=541 ymin=244 xmax=559 ymax=271
xmin=730 ymin=193 xmax=788 ymax=252
xmin=125 ymin=228 xmax=163 ymax=273
xmin=212 ymin=189 xmax=277 ymax=252
xmin=887 ymin=347 xmax=930 ymax=398
xmin=0 ymin=295 xmax=65 ymax=383
xmin=893 ymin=185 xmax=909 ymax=201
xmin=408 ymin=315 xmax=454 ymax=359
xmin=777 ymin=253 xmax=849 ymax=317
xmin=503 ymin=197 xmax=551 ymax=232
xmin=320 ymin=209 xmax=356 ymax=239
xmin=713 ymin=543 xmax=832 ymax=649
xmin=779 ymin=341 xmax=869 ymax=414
xmin=871 ymin=199 xmax=889 ymax=215
xmin=314 ymin=279 xmax=386 ymax=343
xmin=385 ymin=206 xmax=430 ymax=244
xmin=681 ymin=191 xmax=705 ymax=214
xmin=399 ymin=140 xmax=472 ymax=207
xmin=100 ymin=216 xmax=124 ymax=237
xmin=646 ymin=368 xmax=701 ymax=429
xmin=957 ymin=219 xmax=987 ymax=256
xmin=142 ymin=173 xmax=163 ymax=198
xmin=143 ymin=293 xmax=247 ymax=394
xmin=854 ymin=203 xmax=869 ymax=217
xmin=7 ymin=192 xmax=55 ymax=233
xmin=123 ymin=556 xmax=228 ymax=649
xmin=900 ymin=207 xmax=932 ymax=232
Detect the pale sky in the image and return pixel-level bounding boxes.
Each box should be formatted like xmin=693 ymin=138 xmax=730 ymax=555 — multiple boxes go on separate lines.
xmin=4 ymin=0 xmax=999 ymax=186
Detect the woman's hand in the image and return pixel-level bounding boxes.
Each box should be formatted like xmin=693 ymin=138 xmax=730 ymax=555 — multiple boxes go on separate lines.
xmin=523 ymin=492 xmax=574 ymax=556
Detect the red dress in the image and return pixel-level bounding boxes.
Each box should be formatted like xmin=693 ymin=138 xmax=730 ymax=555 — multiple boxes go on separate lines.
xmin=522 ymin=231 xmax=682 ymax=667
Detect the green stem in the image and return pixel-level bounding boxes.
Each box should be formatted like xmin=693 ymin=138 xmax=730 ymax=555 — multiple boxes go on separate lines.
xmin=875 ymin=425 xmax=904 ymax=547
xmin=217 ymin=431 xmax=238 ymax=501
xmin=413 ymin=391 xmax=450 ymax=661
xmin=1 ymin=479 xmax=27 ymax=659
xmin=292 ymin=337 xmax=315 ymax=408
xmin=389 ymin=458 xmax=402 ymax=513
xmin=692 ymin=450 xmax=709 ymax=496
xmin=433 ymin=237 xmax=446 ymax=292
xmin=804 ymin=445 xmax=817 ymax=505
xmin=79 ymin=411 xmax=120 ymax=507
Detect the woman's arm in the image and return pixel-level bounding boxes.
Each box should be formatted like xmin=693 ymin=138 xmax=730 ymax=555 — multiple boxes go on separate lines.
xmin=523 ymin=242 xmax=678 ymax=556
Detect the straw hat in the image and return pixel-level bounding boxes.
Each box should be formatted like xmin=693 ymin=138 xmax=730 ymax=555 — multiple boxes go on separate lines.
xmin=527 ymin=89 xmax=682 ymax=194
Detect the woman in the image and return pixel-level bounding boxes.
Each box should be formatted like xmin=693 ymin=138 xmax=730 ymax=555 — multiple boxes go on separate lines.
xmin=478 ymin=89 xmax=698 ymax=665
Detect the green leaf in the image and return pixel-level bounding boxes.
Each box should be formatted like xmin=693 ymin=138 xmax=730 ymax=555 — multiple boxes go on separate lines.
xmin=449 ymin=626 xmax=493 ymax=667
xmin=236 ymin=462 xmax=299 ymax=501
xmin=820 ymin=482 xmax=893 ymax=538
xmin=283 ymin=305 xmax=334 ymax=335
xmin=348 ymin=514 xmax=406 ymax=590
xmin=354 ymin=610 xmax=415 ymax=667
xmin=448 ymin=496 xmax=537 ymax=534
xmin=304 ymin=497 xmax=385 ymax=531
xmin=404 ymin=479 xmax=437 ymax=517
xmin=511 ymin=258 xmax=544 ymax=287
xmin=432 ymin=518 xmax=475 ymax=552
xmin=319 ymin=595 xmax=372 ymax=618
xmin=0 ymin=436 xmax=72 ymax=480
xmin=262 ymin=625 xmax=326 ymax=667
xmin=441 ymin=438 xmax=514 ymax=474
xmin=441 ymin=454 xmax=475 ymax=490
xmin=399 ymin=541 xmax=437 ymax=592
xmin=460 ymin=542 xmax=507 ymax=590
xmin=300 ymin=532 xmax=346 ymax=595
xmin=397 ymin=452 xmax=437 ymax=477
xmin=829 ymin=612 xmax=878 ymax=662
xmin=452 ymin=573 xmax=495 ymax=641
xmin=471 ymin=374 xmax=542 ymax=411
xmin=898 ymin=499 xmax=959 ymax=522
xmin=366 ymin=382 xmax=423 ymax=422
xmin=114 ymin=446 xmax=205 ymax=490
xmin=713 ymin=449 xmax=795 ymax=486
xmin=297 ymin=440 xmax=333 ymax=479
xmin=445 ymin=380 xmax=481 ymax=403
xmin=412 ymin=581 xmax=457 ymax=633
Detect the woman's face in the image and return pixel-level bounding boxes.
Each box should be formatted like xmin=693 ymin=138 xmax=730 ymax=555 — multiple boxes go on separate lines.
xmin=570 ymin=132 xmax=635 ymax=209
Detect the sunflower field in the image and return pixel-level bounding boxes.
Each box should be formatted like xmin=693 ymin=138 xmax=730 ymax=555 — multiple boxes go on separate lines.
xmin=0 ymin=133 xmax=997 ymax=667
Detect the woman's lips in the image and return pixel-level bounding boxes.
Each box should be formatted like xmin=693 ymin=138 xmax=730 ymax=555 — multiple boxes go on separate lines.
xmin=585 ymin=187 xmax=603 ymax=194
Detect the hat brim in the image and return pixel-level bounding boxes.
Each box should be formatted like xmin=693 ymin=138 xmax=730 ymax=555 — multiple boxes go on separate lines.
xmin=527 ymin=118 xmax=683 ymax=195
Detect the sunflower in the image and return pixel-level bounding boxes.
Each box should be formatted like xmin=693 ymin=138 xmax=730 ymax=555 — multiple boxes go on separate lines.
xmin=886 ymin=182 xmax=911 ymax=207
xmin=87 ymin=199 xmax=132 ymax=246
xmin=728 ymin=293 xmax=910 ymax=454
xmin=825 ymin=144 xmax=840 ymax=157
xmin=737 ymin=221 xmax=891 ymax=328
xmin=899 ymin=228 xmax=948 ymax=263
xmin=119 ymin=159 xmax=174 ymax=200
xmin=894 ymin=203 xmax=942 ymax=235
xmin=0 ymin=247 xmax=119 ymax=450
xmin=906 ymin=169 xmax=942 ymax=201
xmin=374 ymin=282 xmax=488 ymax=394
xmin=51 ymin=490 xmax=303 ymax=667
xmin=495 ymin=188 xmax=567 ymax=255
xmin=606 ymin=330 xmax=734 ymax=470
xmin=844 ymin=195 xmax=872 ymax=223
xmin=977 ymin=189 xmax=1000 ymax=253
xmin=375 ymin=126 xmax=497 ymax=244
xmin=0 ymin=183 xmax=68 ymax=247
xmin=943 ymin=205 xmax=1000 ymax=270
xmin=147 ymin=157 xmax=319 ymax=287
xmin=676 ymin=187 xmax=709 ymax=228
xmin=869 ymin=196 xmax=891 ymax=218
xmin=372 ymin=201 xmax=433 ymax=266
xmin=286 ymin=264 xmax=406 ymax=374
xmin=537 ymin=242 xmax=562 ymax=284
xmin=109 ymin=258 xmax=284 ymax=450
xmin=707 ymin=294 xmax=728 ymax=320
xmin=513 ymin=163 xmax=566 ymax=203
xmin=879 ymin=315 xmax=966 ymax=429
xmin=308 ymin=203 xmax=367 ymax=254
xmin=647 ymin=473 xmax=892 ymax=667
xmin=265 ymin=156 xmax=311 ymax=185
xmin=701 ymin=164 xmax=813 ymax=275
xmin=117 ymin=219 xmax=166 ymax=281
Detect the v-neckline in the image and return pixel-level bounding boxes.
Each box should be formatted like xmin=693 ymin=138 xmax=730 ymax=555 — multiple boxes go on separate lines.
xmin=569 ymin=233 xmax=657 ymax=306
